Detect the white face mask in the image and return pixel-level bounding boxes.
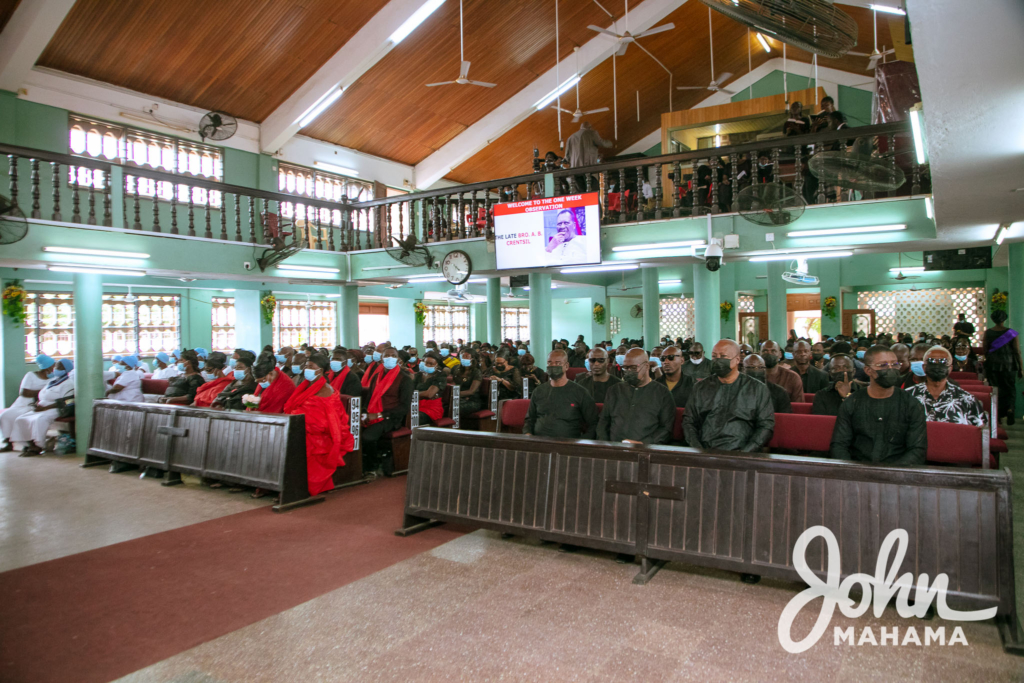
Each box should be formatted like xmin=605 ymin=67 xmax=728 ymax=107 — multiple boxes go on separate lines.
xmin=690 ymin=357 xmax=703 ymax=365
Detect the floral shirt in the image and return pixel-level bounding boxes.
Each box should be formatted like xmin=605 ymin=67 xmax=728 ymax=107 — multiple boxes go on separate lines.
xmin=906 ymin=381 xmax=986 ymax=427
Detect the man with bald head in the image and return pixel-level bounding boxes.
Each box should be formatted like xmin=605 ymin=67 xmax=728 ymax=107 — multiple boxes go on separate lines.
xmin=811 ymin=354 xmax=862 ymax=416
xmin=905 ymin=346 xmax=985 ymax=426
xmin=598 ymin=349 xmax=675 ymax=444
xmin=681 ymin=341 xmax=712 ymax=380
xmin=655 ymin=346 xmax=695 ymax=407
xmin=792 ymin=340 xmax=830 ymax=393
xmin=742 ymin=353 xmax=791 ymax=413
xmin=760 ymin=340 xmax=805 ymax=403
xmin=683 ymin=340 xmax=774 ymax=452
xmin=523 ymin=349 xmax=598 ymax=439
xmin=575 ymin=346 xmax=621 ymax=403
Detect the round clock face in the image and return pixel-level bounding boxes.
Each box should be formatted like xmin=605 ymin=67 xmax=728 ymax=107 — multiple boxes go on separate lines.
xmin=442 ymin=250 xmax=472 ymax=285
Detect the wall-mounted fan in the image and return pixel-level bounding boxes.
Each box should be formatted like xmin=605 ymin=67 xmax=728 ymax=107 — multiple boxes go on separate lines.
xmin=737 ymin=183 xmax=807 ymax=226
xmin=199 ymin=111 xmax=237 ymax=141
xmin=385 ymin=233 xmax=437 ymax=269
xmin=782 ymin=258 xmax=819 ymax=285
xmin=0 ymin=194 xmax=28 ymax=245
xmin=630 ymin=303 xmax=643 ymax=318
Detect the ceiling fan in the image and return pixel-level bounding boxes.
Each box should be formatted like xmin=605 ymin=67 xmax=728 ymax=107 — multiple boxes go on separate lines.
xmin=891 ymin=253 xmax=921 ymax=281
xmin=847 ymin=9 xmax=895 ymax=70
xmin=425 ymin=0 xmax=496 ymax=89
xmin=551 ymin=47 xmax=610 ymax=122
xmin=678 ymin=8 xmax=736 ymax=95
xmin=588 ymin=0 xmax=674 ymax=57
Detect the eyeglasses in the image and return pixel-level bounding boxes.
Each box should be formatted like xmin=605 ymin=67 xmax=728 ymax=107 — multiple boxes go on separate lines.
xmin=662 ymin=354 xmax=679 ymax=361
xmin=711 ymin=354 xmax=737 ymax=361
xmin=587 ymin=357 xmax=607 ymax=363
xmin=871 ymin=362 xmax=901 ymax=370
xmin=926 ymin=358 xmax=950 ymax=366
xmin=621 ymin=364 xmax=644 ymax=371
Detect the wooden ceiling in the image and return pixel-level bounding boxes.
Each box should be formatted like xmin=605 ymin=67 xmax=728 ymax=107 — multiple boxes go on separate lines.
xmin=302 ymin=0 xmax=618 ymax=166
xmin=447 ymin=2 xmax=892 ymax=183
xmin=36 ymin=0 xmax=390 ymax=123
xmin=0 ymin=0 xmax=21 ymax=35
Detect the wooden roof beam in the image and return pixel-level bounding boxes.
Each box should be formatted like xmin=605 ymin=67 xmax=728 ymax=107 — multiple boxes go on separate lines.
xmin=0 ymin=0 xmax=76 ymax=92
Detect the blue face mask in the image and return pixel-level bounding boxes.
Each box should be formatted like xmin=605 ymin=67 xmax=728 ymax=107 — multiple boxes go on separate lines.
xmin=274 ymin=354 xmax=286 ymax=363
xmin=615 ymin=354 xmax=626 ymax=365
xmin=364 ymin=354 xmax=373 ymax=364
xmin=954 ymin=354 xmax=968 ymax=362
xmin=440 ymin=349 xmax=450 ymax=357
xmin=823 ymin=354 xmax=830 ymax=361
xmin=201 ymin=372 xmax=215 ymax=381
xmin=372 ymin=351 xmax=382 ymax=362
xmin=783 ymin=352 xmax=794 ymax=360
xmin=330 ymin=360 xmax=343 ymax=372
xmin=460 ymin=358 xmax=472 ymax=367
xmin=233 ymin=370 xmax=245 ymax=381
xmin=419 ymin=361 xmax=427 ymax=372
xmin=198 ymin=361 xmax=206 ymax=370
xmin=517 ymin=348 xmax=526 ymax=356
xmin=910 ymin=360 xmax=925 ymax=377
xmin=259 ymin=380 xmax=271 ymax=390
xmin=114 ymin=365 xmax=124 ymax=374
xmin=176 ymin=363 xmax=186 ymax=372
xmin=855 ymin=351 xmax=865 ymax=360
xmin=585 ymin=359 xmax=591 ymax=371
xmin=424 ymin=364 xmax=436 ymax=374
xmin=409 ymin=356 xmax=417 ymax=363
xmin=53 ymin=369 xmax=67 ymax=378
xmin=227 ymin=358 xmax=236 ymax=368
xmin=382 ymin=357 xmax=399 ymax=370
xmin=291 ymin=365 xmax=302 ymax=375
xmin=303 ymin=369 xmax=318 ymax=382
xmin=650 ymin=357 xmax=662 ymax=368
xmin=347 ymin=358 xmax=353 ymax=367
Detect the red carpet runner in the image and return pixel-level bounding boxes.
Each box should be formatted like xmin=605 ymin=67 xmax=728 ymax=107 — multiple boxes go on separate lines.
xmin=0 ymin=477 xmax=466 ymax=683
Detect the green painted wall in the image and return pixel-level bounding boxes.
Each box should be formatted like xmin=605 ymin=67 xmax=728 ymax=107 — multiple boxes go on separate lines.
xmin=0 ymin=91 xmax=68 ymax=152
xmin=609 ymin=297 xmax=643 ymax=342
xmin=180 ymin=289 xmax=213 ymax=351
xmin=388 ymin=298 xmax=418 ymax=349
xmin=551 ymin=297 xmax=593 ymax=346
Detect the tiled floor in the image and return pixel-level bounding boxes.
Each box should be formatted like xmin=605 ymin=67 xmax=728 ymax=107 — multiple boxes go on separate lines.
xmin=0 ymin=452 xmax=270 ymax=572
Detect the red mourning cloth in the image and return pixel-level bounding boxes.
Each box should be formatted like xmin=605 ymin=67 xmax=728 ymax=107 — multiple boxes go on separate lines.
xmin=418 ymin=397 xmax=443 ymax=422
xmin=328 ymin=366 xmax=352 ymax=393
xmin=193 ymin=375 xmax=232 ymax=408
xmin=253 ymin=370 xmax=295 ymax=414
xmin=366 ymin=365 xmax=402 ymax=423
xmin=284 ymin=377 xmax=354 ymax=496
xmin=361 ymin=362 xmax=382 ymax=388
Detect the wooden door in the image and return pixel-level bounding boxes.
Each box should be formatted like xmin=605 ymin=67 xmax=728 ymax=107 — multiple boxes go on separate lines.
xmin=842 ymin=309 xmax=876 ymax=337
xmin=738 ymin=312 xmax=768 ymax=346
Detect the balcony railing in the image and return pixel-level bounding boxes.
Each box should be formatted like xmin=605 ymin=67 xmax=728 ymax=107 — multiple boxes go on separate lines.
xmin=3 ymin=121 xmax=926 ymax=256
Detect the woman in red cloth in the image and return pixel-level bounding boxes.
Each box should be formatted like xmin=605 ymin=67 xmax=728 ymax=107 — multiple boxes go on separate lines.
xmin=283 ymin=353 xmax=353 ymax=496
xmin=250 ymin=354 xmax=295 ymax=414
xmin=361 ymin=347 xmax=413 ymax=477
xmin=413 ymin=355 xmax=446 ymax=425
xmin=191 ymin=352 xmax=232 ymax=407
xmin=328 ymin=346 xmax=362 ymax=398
xmin=360 ymin=345 xmax=383 ymax=391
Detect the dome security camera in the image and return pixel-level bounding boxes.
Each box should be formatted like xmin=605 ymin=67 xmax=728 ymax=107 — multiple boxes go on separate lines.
xmin=704 ymin=242 xmax=723 ymax=272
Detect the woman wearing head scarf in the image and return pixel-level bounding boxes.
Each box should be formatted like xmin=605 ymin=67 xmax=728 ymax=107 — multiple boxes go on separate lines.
xmin=151 ymin=351 xmax=181 ymax=380
xmin=250 ymin=353 xmax=295 ymax=415
xmin=211 ymin=350 xmax=257 ymax=410
xmin=8 ymin=358 xmax=74 ymax=455
xmin=105 ymin=355 xmax=145 ymax=402
xmin=159 ymin=350 xmax=206 ymax=405
xmin=1 ymin=354 xmax=56 ymax=451
xmin=191 ymin=352 xmax=232 ymax=408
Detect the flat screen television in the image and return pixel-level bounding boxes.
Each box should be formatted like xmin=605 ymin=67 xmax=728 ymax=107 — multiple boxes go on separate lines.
xmin=493 ymin=192 xmax=602 ymax=270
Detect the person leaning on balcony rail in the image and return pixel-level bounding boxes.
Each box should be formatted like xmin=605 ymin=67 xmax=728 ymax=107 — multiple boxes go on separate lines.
xmin=9 ymin=359 xmax=75 ymax=456
xmin=158 ymin=349 xmax=205 ymax=405
xmin=0 ymin=354 xmax=55 ymax=452
xmin=105 ymin=355 xmax=145 ymax=403
xmin=829 ymin=345 xmax=927 ymax=466
xmin=905 ymin=346 xmax=986 ymax=427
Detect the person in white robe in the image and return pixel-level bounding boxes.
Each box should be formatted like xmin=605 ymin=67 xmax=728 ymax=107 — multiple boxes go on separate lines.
xmin=10 ymin=359 xmax=74 ymax=454
xmin=106 ymin=355 xmax=145 ymax=403
xmin=151 ymin=352 xmax=181 ymax=380
xmin=1 ymin=354 xmax=56 ymax=451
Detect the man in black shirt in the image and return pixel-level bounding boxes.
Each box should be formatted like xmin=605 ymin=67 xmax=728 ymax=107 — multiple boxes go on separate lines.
xmin=523 ymin=350 xmax=598 ymax=439
xmin=681 ymin=341 xmax=712 ymax=380
xmin=953 ymin=314 xmax=975 ymax=339
xmin=811 ymin=354 xmax=862 ymax=416
xmin=574 ymin=347 xmax=620 ymax=404
xmin=742 ymin=353 xmax=790 ymax=413
xmin=683 ymin=340 xmax=774 ymax=452
xmin=792 ymin=340 xmax=829 ymax=393
xmin=829 ymin=346 xmax=927 ymax=466
xmin=655 ymin=345 xmax=695 ymax=407
xmin=597 ymin=349 xmax=675 ymax=444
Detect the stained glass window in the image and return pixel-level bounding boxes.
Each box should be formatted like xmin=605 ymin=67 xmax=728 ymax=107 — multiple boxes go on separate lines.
xmin=272 ymin=299 xmax=337 ymax=350
xmin=212 ymin=297 xmax=236 ymax=353
xmin=422 ymin=304 xmax=469 ymax=345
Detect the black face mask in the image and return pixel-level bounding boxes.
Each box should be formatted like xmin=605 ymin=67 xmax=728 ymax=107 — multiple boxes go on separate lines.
xmin=925 ymin=363 xmax=950 ymax=381
xmin=873 ymin=369 xmax=901 ymax=389
xmin=622 ymin=370 xmax=640 ymax=387
xmin=762 ymin=353 xmax=779 ymax=369
xmin=829 ymin=371 xmax=850 ymax=384
xmin=711 ymin=357 xmax=734 ymax=378
xmin=744 ymin=369 xmax=766 ymax=383
xmin=547 ymin=365 xmax=565 ymax=380
xmin=812 ymin=353 xmax=824 ymax=361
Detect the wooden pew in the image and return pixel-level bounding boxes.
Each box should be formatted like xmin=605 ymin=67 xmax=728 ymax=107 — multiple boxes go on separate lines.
xmin=333 ymin=394 xmax=368 ymax=488
xmin=460 ymin=379 xmax=499 ymax=432
xmin=397 ymin=427 xmax=1022 ymax=653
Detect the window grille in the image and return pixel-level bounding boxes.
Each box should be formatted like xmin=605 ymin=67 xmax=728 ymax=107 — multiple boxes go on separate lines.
xmin=211 ymin=297 xmax=236 ymax=353
xmin=500 ymin=307 xmax=530 ymax=343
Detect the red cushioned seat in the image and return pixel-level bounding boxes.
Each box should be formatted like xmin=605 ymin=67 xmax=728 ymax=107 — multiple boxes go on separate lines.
xmin=803 ymin=393 xmax=816 ymax=403
xmin=498 ymin=399 xmax=530 ymax=433
xmin=54 ymin=416 xmax=74 ymax=423
xmin=997 ymin=426 xmax=1007 ymax=440
xmin=433 ymin=417 xmax=455 ymax=428
xmin=671 ymin=407 xmax=685 ymax=443
xmin=926 ymin=421 xmax=996 ymax=467
xmin=969 ymin=392 xmax=991 ymax=413
xmin=768 ymin=413 xmax=836 ymax=452
xmin=961 ymin=383 xmax=990 ymax=392
xmin=990 ymin=438 xmax=1008 ymax=455
xmin=384 ymin=427 xmax=412 ymax=439
xmin=141 ymin=378 xmax=169 ymax=395
xmin=466 ymin=410 xmax=495 ymax=419
xmin=565 ymin=367 xmax=587 ymax=381
xmin=951 ymin=371 xmax=980 ymax=381
xmin=791 ymin=402 xmax=812 ymax=414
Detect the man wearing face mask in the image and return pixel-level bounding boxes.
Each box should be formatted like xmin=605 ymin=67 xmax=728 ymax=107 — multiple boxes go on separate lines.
xmin=901 ymin=343 xmax=931 ymax=389
xmin=327 ymin=347 xmax=362 ymax=397
xmin=742 ymin=354 xmax=790 ymax=413
xmin=654 ymin=346 xmax=694 ymax=407
xmin=829 ymin=345 xmax=927 ymax=466
xmin=361 ymin=348 xmax=413 ymax=476
xmin=680 ymin=341 xmax=712 ymax=380
xmin=575 ymin=346 xmax=621 ymax=403
xmin=792 ymin=341 xmax=830 ymax=393
xmin=250 ymin=353 xmax=295 ymax=414
xmin=485 ymin=349 xmax=522 ymax=400
xmin=810 ymin=342 xmax=827 ymax=369
xmin=759 ymin=340 xmax=804 ymax=403
xmin=810 ymin=354 xmax=863 ymax=416
xmin=890 ymin=343 xmax=911 ymax=385
xmin=360 ymin=345 xmax=384 ymax=389
xmin=905 ymin=346 xmax=985 ymax=426
xmin=597 ymin=349 xmax=675 ymax=444
xmin=523 ymin=350 xmax=598 ymax=439
xmin=611 ymin=345 xmax=629 ymax=378
xmin=683 ymin=340 xmax=774 ymax=451
xmin=289 ymin=353 xmax=308 ymax=387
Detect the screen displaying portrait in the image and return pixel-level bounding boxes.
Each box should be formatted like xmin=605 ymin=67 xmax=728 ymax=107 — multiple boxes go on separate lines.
xmin=493 ymin=192 xmax=601 ymax=270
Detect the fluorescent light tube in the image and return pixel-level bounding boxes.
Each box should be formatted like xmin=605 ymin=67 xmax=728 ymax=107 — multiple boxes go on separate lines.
xmin=535 ymin=75 xmax=580 ymax=110
xmin=296 ymin=88 xmax=344 ymax=128
xmin=786 ymin=224 xmax=906 ymax=238
xmin=277 ymin=264 xmax=340 ymax=274
xmin=756 ymin=33 xmax=771 ymax=52
xmin=888 ymin=266 xmax=925 ymax=273
xmin=560 ymin=263 xmax=639 ymax=274
xmin=390 ymin=0 xmax=446 ymax=45
xmin=522 ymin=285 xmax=558 ymax=291
xmin=407 ymin=276 xmax=448 ymax=283
xmin=994 ymin=225 xmax=1007 ymax=245
xmin=749 ymin=251 xmax=852 ymax=262
xmin=324 ymin=294 xmax=341 ymax=298
xmin=909 ymin=107 xmax=926 ymax=164
xmin=869 ymin=4 xmax=905 ymax=15
xmin=924 ymin=196 xmax=933 ymax=219
xmin=614 ymin=248 xmax=697 ymax=258
xmin=48 ymin=265 xmax=145 ymax=276
xmin=612 ymin=240 xmax=705 ymax=252
xmin=658 ymin=279 xmax=682 ymax=285
xmin=222 ymin=289 xmax=236 ymax=292
xmin=43 ymin=246 xmax=150 ymax=259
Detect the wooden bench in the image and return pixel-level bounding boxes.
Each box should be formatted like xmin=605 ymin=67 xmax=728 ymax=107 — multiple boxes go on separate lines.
xmin=333 ymin=394 xmax=367 ymax=488
xmin=460 ymin=379 xmax=499 ymax=433
xmin=397 ymin=427 xmax=1022 ymax=653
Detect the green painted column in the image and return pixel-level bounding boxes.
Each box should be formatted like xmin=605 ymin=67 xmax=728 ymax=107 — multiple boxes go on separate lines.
xmin=469 ymin=303 xmax=486 ymax=342
xmin=486 ymin=277 xmax=501 ymax=344
xmin=766 ymin=261 xmax=788 ymax=344
xmin=718 ymin=263 xmax=736 ymax=341
xmin=73 ymin=273 xmax=104 ymax=457
xmin=339 ymin=284 xmax=359 ymax=348
xmin=182 ymin=289 xmax=213 ymax=351
xmin=818 ymin=259 xmax=842 ymax=339
xmin=641 ymin=267 xmax=660 ymax=347
xmin=692 ymin=263 xmax=721 ymax=347
xmin=529 ymin=273 xmax=552 ymax=356
xmin=235 ymin=290 xmax=272 ymax=353
xmin=1008 ymin=243 xmax=1024 ymax=418
xmin=1 ymin=279 xmax=24 ymax=406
